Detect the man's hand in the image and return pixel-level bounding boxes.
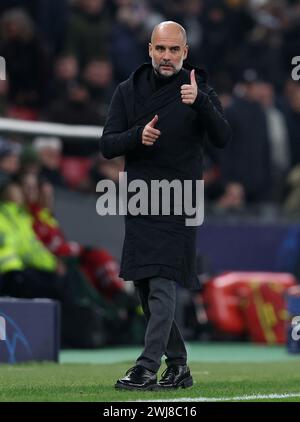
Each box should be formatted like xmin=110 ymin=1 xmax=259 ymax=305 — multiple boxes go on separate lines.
xmin=181 ymin=69 xmax=198 ymax=105
xmin=142 ymin=115 xmax=161 ymax=146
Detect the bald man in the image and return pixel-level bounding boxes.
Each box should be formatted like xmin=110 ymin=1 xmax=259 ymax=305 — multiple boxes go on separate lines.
xmin=100 ymin=21 xmax=231 ymax=390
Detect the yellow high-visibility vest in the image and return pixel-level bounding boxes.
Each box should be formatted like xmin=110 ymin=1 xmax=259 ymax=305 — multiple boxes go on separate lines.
xmin=0 ymin=201 xmax=57 ymax=273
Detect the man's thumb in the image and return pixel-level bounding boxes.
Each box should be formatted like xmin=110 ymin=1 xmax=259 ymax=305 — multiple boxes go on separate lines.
xmin=149 ymin=114 xmax=158 ymax=127
xmin=190 ymin=69 xmax=197 ymax=86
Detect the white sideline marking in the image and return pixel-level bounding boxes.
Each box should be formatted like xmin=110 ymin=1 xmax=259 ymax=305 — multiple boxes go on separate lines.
xmin=137 ymin=392 xmax=300 ymax=402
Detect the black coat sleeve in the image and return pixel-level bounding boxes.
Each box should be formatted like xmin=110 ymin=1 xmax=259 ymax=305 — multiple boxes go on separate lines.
xmin=191 ymin=85 xmax=232 ymax=149
xmin=99 ymin=85 xmax=144 ymax=159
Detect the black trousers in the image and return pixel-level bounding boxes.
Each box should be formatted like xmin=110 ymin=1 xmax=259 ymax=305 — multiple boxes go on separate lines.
xmin=134 ymin=276 xmax=187 ymax=373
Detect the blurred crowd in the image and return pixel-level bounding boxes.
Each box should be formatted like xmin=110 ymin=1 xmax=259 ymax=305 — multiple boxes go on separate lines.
xmin=0 ymin=0 xmax=300 ymax=346
xmin=0 ymin=0 xmax=299 ymax=211
xmin=0 ymin=135 xmax=144 ymax=346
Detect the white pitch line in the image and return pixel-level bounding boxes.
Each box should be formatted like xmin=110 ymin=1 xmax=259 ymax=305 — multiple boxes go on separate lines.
xmin=136 ymin=392 xmax=300 ymax=402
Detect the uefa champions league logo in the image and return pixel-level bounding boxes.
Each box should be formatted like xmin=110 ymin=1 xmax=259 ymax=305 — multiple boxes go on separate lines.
xmin=0 ymin=312 xmax=32 ymax=363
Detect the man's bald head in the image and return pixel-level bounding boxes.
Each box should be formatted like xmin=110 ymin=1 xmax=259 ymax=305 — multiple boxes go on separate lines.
xmin=151 ymin=21 xmax=187 ymax=46
xmin=149 ymin=21 xmax=188 ymax=77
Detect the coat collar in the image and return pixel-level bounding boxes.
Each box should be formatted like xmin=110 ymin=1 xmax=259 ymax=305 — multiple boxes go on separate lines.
xmin=126 ymin=63 xmax=207 ymax=127
xmin=130 ymin=62 xmax=208 ymax=86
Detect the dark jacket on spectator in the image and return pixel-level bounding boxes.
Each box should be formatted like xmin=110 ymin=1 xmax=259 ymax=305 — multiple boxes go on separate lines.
xmin=220 ymin=97 xmax=271 ymax=202
xmin=64 ymin=7 xmax=110 ymax=67
xmin=0 ymin=35 xmax=50 ymax=107
xmin=45 ymin=98 xmax=101 ymax=126
xmin=285 ymin=108 xmax=300 ymax=167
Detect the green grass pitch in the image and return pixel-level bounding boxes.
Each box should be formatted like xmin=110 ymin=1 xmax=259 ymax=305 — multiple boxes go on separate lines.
xmin=0 ymin=360 xmax=300 ymax=402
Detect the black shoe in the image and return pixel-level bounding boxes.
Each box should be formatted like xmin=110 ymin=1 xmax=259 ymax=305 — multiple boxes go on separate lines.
xmin=158 ymin=364 xmax=193 ymax=389
xmin=115 ymin=365 xmax=158 ymax=390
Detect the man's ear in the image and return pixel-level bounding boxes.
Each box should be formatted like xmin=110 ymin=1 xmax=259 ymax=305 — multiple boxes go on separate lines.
xmin=183 ymin=44 xmax=188 ymax=60
xmin=148 ymin=43 xmax=153 ymax=58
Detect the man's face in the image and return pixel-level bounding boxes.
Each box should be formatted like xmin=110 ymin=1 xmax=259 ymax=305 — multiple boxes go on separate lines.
xmin=21 ymin=174 xmax=39 ymax=205
xmin=6 ymin=183 xmax=24 ymax=206
xmin=149 ymin=28 xmax=188 ymax=77
xmin=0 ymin=154 xmax=20 ymax=175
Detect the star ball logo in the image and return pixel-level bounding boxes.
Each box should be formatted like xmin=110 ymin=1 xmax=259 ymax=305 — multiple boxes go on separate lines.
xmin=292 ymin=56 xmax=300 ymax=81
xmin=291 ymin=316 xmax=300 ymax=341
xmin=0 ymin=56 xmax=6 ymax=81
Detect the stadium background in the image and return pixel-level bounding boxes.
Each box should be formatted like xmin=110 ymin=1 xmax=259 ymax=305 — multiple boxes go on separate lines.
xmin=0 ymin=0 xmax=300 ymax=402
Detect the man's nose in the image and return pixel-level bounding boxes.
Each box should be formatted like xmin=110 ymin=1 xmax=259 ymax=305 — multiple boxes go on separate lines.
xmin=162 ymin=50 xmax=172 ymax=61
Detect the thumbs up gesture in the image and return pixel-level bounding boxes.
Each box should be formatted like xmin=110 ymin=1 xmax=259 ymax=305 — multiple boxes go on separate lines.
xmin=181 ymin=69 xmax=198 ymax=105
xmin=142 ymin=114 xmax=161 ymax=146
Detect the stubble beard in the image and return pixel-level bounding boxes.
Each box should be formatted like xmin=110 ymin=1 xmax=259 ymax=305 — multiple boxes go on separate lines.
xmin=152 ymin=59 xmax=182 ymax=78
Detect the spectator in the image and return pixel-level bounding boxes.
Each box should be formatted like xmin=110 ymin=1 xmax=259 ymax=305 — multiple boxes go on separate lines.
xmin=0 ymin=137 xmax=21 ymax=176
xmin=110 ymin=1 xmax=155 ymax=81
xmin=81 ymin=154 xmax=124 ymax=192
xmin=281 ymin=2 xmax=300 ymax=79
xmin=282 ymin=85 xmax=300 ymax=212
xmin=64 ymin=0 xmax=111 ymax=67
xmin=19 ymin=145 xmax=40 ymax=177
xmin=283 ymin=165 xmax=300 ymax=213
xmin=34 ymin=0 xmax=70 ymax=55
xmin=0 ymin=174 xmax=143 ymax=346
xmin=0 ymin=8 xmax=51 ymax=118
xmin=20 ymin=171 xmax=137 ymax=301
xmin=167 ymin=0 xmax=205 ymax=66
xmin=200 ymin=1 xmax=233 ymax=78
xmin=0 ymin=1 xmax=69 ymax=54
xmin=254 ymin=81 xmax=291 ymax=202
xmin=18 ymin=172 xmax=143 ymax=344
xmin=215 ymin=182 xmax=246 ymax=211
xmin=0 ymin=174 xmax=63 ymax=300
xmin=83 ymin=58 xmax=116 ymax=125
xmin=219 ymin=71 xmax=272 ymax=203
xmin=284 ymin=85 xmax=300 ymax=168
xmin=50 ymin=54 xmax=79 ymax=102
xmin=32 ymin=137 xmax=66 ymax=187
xmin=45 ymin=80 xmax=101 ymax=126
xmin=237 ymin=1 xmax=286 ymax=90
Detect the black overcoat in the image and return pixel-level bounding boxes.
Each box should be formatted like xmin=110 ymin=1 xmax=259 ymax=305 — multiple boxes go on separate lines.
xmin=100 ymin=63 xmax=231 ymax=290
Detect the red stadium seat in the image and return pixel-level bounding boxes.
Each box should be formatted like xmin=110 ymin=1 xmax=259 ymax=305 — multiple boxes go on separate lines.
xmin=6 ymin=106 xmax=39 ymax=121
xmin=61 ymin=157 xmax=92 ymax=189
